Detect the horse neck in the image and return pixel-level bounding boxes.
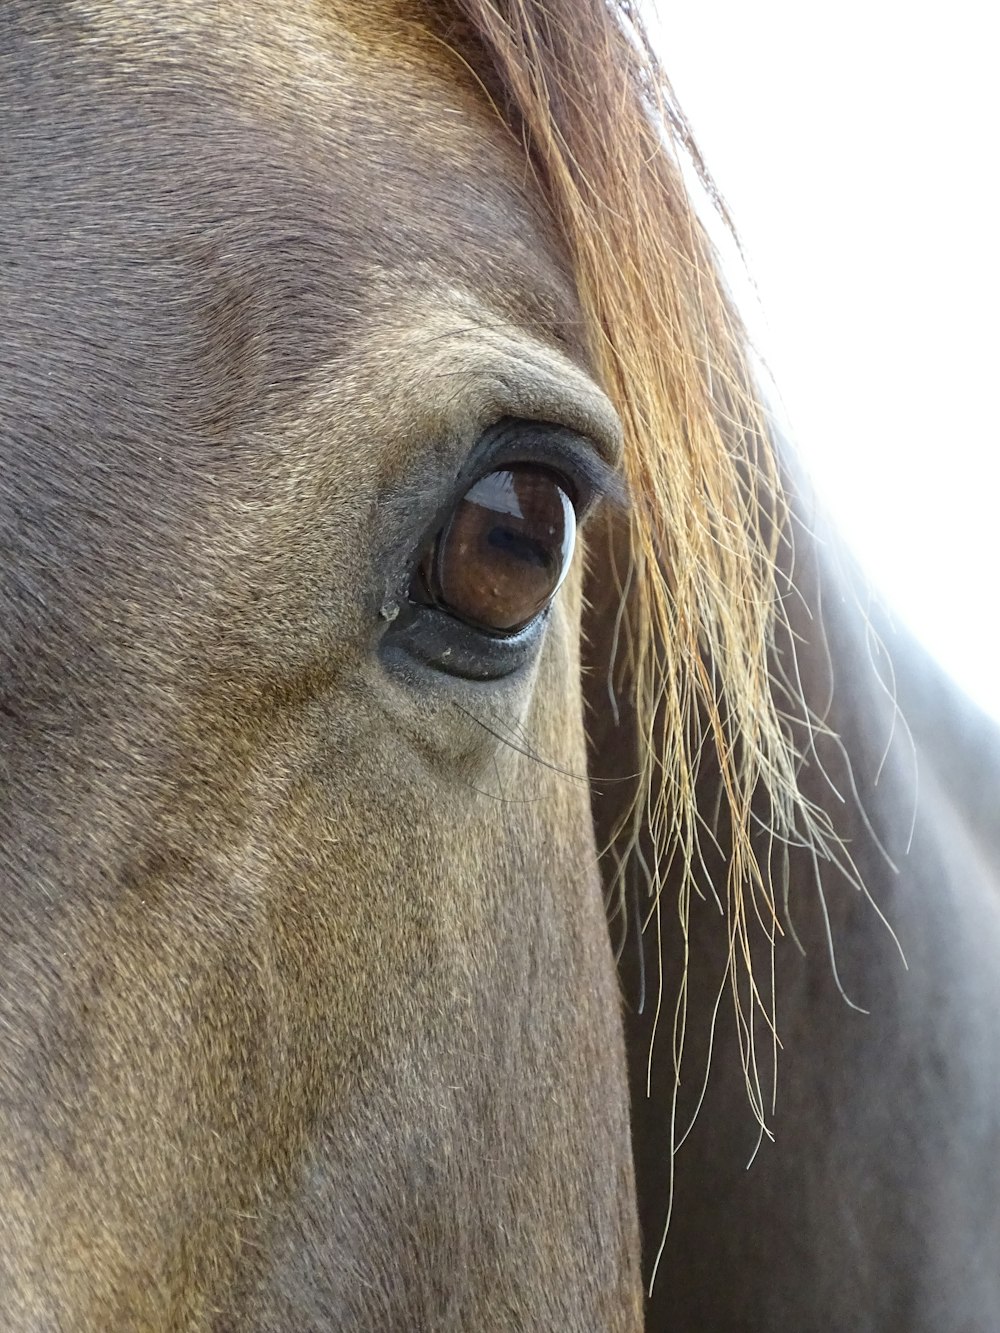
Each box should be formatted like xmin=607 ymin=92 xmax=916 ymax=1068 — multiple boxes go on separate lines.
xmin=781 ymin=485 xmax=1000 ymax=943
xmin=591 ymin=471 xmax=1000 ymax=1104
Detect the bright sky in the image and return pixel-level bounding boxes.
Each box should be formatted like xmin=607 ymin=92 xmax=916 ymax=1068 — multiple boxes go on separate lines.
xmin=644 ymin=0 xmax=1000 ymax=722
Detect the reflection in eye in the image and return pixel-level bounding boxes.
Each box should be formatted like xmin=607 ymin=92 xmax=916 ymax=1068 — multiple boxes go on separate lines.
xmin=417 ymin=466 xmax=576 ymax=634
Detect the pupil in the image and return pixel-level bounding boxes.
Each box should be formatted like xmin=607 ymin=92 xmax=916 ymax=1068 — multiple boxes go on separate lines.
xmin=486 ymin=523 xmax=554 ymax=571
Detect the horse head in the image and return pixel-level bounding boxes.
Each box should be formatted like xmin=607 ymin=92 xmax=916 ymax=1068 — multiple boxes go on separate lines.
xmin=3 ymin=3 xmax=999 ymax=1330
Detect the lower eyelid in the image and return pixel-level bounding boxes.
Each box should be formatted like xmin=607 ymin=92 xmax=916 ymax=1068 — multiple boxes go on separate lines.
xmin=379 ymin=598 xmax=548 ymax=683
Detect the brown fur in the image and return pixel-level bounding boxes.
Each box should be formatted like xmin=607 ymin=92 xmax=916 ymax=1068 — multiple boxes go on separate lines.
xmin=6 ymin=1 xmax=999 ymax=1329
xmin=442 ymin=0 xmax=806 ymax=1073
xmin=1 ymin=2 xmax=642 ymax=1325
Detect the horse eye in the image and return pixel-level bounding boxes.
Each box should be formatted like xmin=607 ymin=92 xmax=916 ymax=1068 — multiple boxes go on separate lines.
xmin=416 ymin=466 xmax=576 ymax=634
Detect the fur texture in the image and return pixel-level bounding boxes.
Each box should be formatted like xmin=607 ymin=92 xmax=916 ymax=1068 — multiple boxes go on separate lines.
xmin=1 ymin=2 xmax=640 ymax=1326
xmin=4 ymin=3 xmax=999 ymax=1330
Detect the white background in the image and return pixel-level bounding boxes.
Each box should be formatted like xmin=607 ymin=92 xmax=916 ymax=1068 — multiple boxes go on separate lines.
xmin=644 ymin=0 xmax=999 ymax=722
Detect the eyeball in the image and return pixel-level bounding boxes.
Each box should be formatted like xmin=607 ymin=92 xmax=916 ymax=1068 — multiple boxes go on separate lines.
xmin=415 ymin=466 xmax=576 ymax=634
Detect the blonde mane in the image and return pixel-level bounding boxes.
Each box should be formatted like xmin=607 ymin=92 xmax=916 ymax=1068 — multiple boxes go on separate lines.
xmin=437 ymin=0 xmax=835 ymax=1143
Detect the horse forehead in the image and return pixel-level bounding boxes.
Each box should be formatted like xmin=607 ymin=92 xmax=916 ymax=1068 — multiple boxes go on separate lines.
xmin=61 ymin=0 xmax=583 ymax=354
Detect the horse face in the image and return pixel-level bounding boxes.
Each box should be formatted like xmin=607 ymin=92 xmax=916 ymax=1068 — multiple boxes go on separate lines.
xmin=0 ymin=2 xmax=641 ymax=1326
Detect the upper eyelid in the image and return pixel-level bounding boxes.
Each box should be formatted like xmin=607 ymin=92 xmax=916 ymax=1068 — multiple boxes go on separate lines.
xmin=461 ymin=418 xmax=628 ymax=513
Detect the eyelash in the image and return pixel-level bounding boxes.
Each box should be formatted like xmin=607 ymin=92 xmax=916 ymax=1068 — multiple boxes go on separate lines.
xmin=426 ymin=417 xmax=620 ymax=539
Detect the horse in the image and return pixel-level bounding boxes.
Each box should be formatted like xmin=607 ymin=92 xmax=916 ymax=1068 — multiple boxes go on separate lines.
xmin=2 ymin=1 xmax=997 ymax=1329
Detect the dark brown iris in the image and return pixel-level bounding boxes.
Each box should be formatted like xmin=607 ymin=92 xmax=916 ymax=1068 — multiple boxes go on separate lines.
xmin=419 ymin=466 xmax=576 ymax=633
